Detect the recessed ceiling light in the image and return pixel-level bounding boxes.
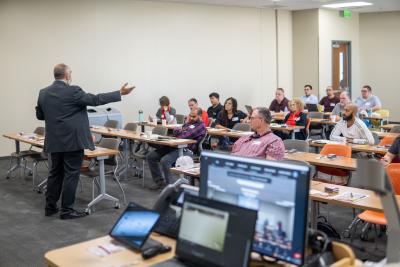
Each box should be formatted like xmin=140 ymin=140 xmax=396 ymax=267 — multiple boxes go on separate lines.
xmin=322 ymin=1 xmax=373 ymax=8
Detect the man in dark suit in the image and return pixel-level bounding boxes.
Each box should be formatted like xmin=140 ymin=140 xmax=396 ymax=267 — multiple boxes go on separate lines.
xmin=36 ymin=63 xmax=134 ymax=219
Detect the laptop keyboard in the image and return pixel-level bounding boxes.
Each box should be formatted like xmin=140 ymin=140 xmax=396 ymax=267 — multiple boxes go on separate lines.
xmin=154 ymin=209 xmax=180 ymax=239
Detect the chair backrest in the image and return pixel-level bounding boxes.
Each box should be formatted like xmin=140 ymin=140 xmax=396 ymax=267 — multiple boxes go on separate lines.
xmin=308 ymin=112 xmax=324 ymax=119
xmin=175 ymin=114 xmax=185 ymax=124
xmin=98 ymin=138 xmax=120 ymax=166
xmin=320 ymin=144 xmax=352 ymax=157
xmin=371 ymin=131 xmax=380 ymax=145
xmin=34 ymin=127 xmax=45 ymax=136
xmin=379 ymin=135 xmax=397 ymax=146
xmin=124 ymin=122 xmax=138 ymax=132
xmin=283 ymin=139 xmax=309 ymax=152
xmin=232 ymin=123 xmax=251 ymax=132
xmin=386 ymin=163 xmax=400 ymax=195
xmin=104 ymin=120 xmax=118 ymax=129
xmin=152 ymin=126 xmax=168 ymax=136
xmin=390 ymin=125 xmax=400 ymax=133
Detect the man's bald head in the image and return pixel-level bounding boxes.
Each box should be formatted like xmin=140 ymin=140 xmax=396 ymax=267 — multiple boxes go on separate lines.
xmin=343 ymin=103 xmax=358 ymax=121
xmin=53 ymin=64 xmax=70 ymax=79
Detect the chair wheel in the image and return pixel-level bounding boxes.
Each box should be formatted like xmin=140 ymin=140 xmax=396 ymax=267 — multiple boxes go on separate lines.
xmin=85 ymin=208 xmax=92 ymax=215
xmin=115 ymin=203 xmax=120 ymax=209
xmin=360 ymin=232 xmax=369 ymax=241
xmin=342 ymin=230 xmax=351 ymax=238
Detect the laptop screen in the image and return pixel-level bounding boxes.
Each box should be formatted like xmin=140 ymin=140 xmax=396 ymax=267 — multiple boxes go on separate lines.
xmin=109 ymin=202 xmax=160 ymax=249
xmin=175 ymin=195 xmax=257 ymax=267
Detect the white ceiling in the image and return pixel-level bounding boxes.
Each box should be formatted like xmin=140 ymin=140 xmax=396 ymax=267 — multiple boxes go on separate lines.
xmin=155 ymin=0 xmax=400 ymax=13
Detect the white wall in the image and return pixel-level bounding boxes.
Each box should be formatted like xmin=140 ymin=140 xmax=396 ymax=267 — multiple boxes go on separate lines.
xmin=277 ymin=10 xmax=293 ymax=100
xmin=318 ymin=9 xmax=360 ymax=99
xmin=360 ymin=11 xmax=400 ymax=120
xmin=292 ymin=9 xmax=319 ymax=98
xmin=0 ymin=0 xmax=292 ymax=156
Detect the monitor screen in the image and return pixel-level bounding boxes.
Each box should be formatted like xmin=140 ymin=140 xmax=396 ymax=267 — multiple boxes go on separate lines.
xmin=176 ymin=194 xmax=257 ymax=267
xmin=200 ymin=151 xmax=310 ymax=266
xmin=110 ymin=203 xmax=160 ymax=249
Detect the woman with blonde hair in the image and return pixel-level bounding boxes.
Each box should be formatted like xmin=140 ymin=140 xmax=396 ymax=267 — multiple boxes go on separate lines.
xmin=282 ymin=98 xmax=308 ymax=140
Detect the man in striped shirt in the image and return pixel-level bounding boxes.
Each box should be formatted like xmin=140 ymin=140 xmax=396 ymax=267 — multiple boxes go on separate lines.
xmin=330 ymin=103 xmax=374 ymax=145
xmin=232 ymin=107 xmax=285 ymax=160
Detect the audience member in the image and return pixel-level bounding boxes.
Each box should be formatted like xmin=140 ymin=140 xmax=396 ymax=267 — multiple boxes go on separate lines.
xmin=232 ymin=107 xmax=285 ymax=160
xmin=146 ymin=108 xmax=206 ymax=190
xmin=269 ymin=88 xmax=289 ymax=113
xmin=207 ymin=92 xmax=223 ymax=119
xmin=330 ymin=103 xmax=374 ymax=145
xmin=278 ymin=99 xmax=307 ymax=140
xmin=331 ymin=91 xmax=351 ymax=119
xmin=300 ymin=84 xmax=318 ymax=105
xmin=319 ymin=86 xmax=339 ymax=112
xmin=215 ymin=97 xmax=247 ymax=129
xmin=354 ymin=85 xmax=382 ymax=112
xmin=382 ymin=137 xmax=400 ymax=165
xmin=156 ymin=96 xmax=176 ymax=124
xmin=188 ymin=98 xmax=209 ymax=126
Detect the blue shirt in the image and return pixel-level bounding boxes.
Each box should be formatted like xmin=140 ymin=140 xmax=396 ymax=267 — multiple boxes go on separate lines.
xmin=355 ymin=95 xmax=382 ymax=110
xmin=300 ymin=94 xmax=318 ymax=105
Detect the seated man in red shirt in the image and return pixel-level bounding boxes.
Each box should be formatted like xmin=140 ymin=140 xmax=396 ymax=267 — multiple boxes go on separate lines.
xmin=188 ymin=98 xmax=209 ymax=126
xmin=232 ymin=107 xmax=285 ymax=160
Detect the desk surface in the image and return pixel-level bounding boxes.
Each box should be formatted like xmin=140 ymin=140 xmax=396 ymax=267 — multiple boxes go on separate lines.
xmin=309 ymin=141 xmax=388 ymax=155
xmin=90 ymin=126 xmax=196 ymax=148
xmin=170 ymin=166 xmax=200 ymax=178
xmin=380 ymin=124 xmax=399 ymax=131
xmin=206 ymin=128 xmax=254 ymax=138
xmin=371 ymin=131 xmax=400 ymax=139
xmin=284 ymin=152 xmax=357 ymax=171
xmin=45 ymin=234 xmax=176 ymax=267
xmin=3 ymin=133 xmax=119 ymax=158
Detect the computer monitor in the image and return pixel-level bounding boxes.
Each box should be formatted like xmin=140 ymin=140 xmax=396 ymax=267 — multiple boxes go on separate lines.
xmin=200 ymin=151 xmax=310 ymax=266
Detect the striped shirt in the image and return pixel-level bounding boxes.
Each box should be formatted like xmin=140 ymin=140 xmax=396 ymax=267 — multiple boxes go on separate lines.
xmin=232 ymin=131 xmax=285 ymax=160
xmin=330 ymin=117 xmax=375 ymax=145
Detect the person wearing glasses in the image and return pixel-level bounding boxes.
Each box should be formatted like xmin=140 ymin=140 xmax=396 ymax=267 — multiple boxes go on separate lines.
xmin=354 ymin=85 xmax=382 ymax=112
xmin=332 ymin=91 xmax=351 ymax=120
xmin=319 ymin=86 xmax=339 ymax=112
xmin=300 ymin=84 xmax=318 ymax=105
xmin=232 ymin=107 xmax=284 ymax=160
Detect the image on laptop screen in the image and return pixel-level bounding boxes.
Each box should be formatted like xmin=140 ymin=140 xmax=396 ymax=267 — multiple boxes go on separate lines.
xmin=174 ymin=195 xmax=257 ymax=267
xmin=200 ymin=151 xmax=310 ymax=266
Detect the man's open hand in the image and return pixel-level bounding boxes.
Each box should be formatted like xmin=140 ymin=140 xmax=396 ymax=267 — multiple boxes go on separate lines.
xmin=120 ymin=83 xmax=135 ymax=95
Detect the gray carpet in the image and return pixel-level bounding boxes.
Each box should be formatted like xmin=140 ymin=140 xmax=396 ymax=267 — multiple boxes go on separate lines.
xmin=0 ymin=157 xmax=386 ymax=267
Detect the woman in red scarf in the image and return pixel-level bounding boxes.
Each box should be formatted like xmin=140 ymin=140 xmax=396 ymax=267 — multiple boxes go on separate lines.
xmin=283 ymin=99 xmax=307 ymax=140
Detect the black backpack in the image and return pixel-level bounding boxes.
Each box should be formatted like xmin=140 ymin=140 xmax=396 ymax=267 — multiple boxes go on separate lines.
xmin=317 ymin=216 xmax=341 ymax=239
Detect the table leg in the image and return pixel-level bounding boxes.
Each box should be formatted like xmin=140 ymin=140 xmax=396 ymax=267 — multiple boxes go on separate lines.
xmin=291 ymin=130 xmax=295 ymax=139
xmin=86 ymin=157 xmax=120 ymax=213
xmin=310 ymin=200 xmax=318 ymax=229
xmin=124 ymin=138 xmax=129 ymax=180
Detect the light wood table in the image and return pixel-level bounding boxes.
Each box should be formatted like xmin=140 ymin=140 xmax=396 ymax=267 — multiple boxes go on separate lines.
xmin=371 ymin=130 xmax=400 ymax=139
xmin=206 ymin=128 xmax=253 ymax=139
xmin=284 ymin=151 xmax=357 ymax=171
xmin=3 ymin=133 xmax=120 ymax=213
xmin=45 ymin=234 xmax=175 ymax=267
xmin=380 ymin=124 xmax=399 ymax=131
xmin=309 ymin=141 xmax=389 ymax=155
xmin=270 ymin=125 xmax=305 ymax=139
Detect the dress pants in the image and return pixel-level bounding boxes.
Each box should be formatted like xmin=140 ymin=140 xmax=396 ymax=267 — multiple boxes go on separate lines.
xmin=146 ymin=147 xmax=192 ymax=184
xmin=45 ymin=150 xmax=84 ymax=213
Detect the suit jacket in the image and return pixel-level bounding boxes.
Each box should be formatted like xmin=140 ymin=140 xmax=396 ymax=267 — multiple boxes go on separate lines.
xmin=36 ymin=80 xmax=121 ymax=153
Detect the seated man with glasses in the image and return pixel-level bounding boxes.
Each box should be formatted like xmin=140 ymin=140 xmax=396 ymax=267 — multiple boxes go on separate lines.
xmin=146 ymin=108 xmax=206 ymax=190
xmin=232 ymin=107 xmax=285 ymax=160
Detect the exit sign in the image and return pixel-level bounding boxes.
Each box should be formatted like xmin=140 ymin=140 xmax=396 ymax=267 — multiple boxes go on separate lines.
xmin=340 ymin=9 xmax=352 ymax=18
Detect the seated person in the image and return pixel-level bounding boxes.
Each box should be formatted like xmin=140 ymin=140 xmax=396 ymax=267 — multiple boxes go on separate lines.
xmin=207 ymin=92 xmax=223 ymax=120
xmin=382 ymin=137 xmax=400 ymax=165
xmin=269 ymin=88 xmax=289 ymax=113
xmin=354 ymin=85 xmax=382 ymax=112
xmin=300 ymin=84 xmax=318 ymax=105
xmin=188 ymin=98 xmax=209 ymax=126
xmin=274 ymin=99 xmax=307 ymax=140
xmin=214 ymin=97 xmax=247 ymax=149
xmin=215 ymin=97 xmax=247 ymax=129
xmin=319 ymin=86 xmax=339 ymax=112
xmin=331 ymin=91 xmax=351 ymax=120
xmin=330 ymin=103 xmax=374 ymax=145
xmin=156 ymin=96 xmax=176 ymax=124
xmin=232 ymin=107 xmax=284 ymax=160
xmin=146 ymin=108 xmax=206 ymax=190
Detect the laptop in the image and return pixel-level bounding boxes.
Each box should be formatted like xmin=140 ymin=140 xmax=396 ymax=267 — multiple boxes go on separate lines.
xmin=154 ymin=185 xmax=199 ymax=239
xmin=152 ymin=194 xmax=257 ymax=267
xmin=109 ymin=202 xmax=161 ymax=251
xmin=305 ymin=103 xmax=318 ymax=112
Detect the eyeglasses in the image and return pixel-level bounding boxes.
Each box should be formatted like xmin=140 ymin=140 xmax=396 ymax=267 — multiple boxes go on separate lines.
xmin=250 ymin=116 xmax=261 ymax=120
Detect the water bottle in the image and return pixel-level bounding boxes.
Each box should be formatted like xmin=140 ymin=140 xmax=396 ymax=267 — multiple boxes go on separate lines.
xmin=138 ymin=110 xmax=144 ymax=123
xmin=367 ymin=108 xmax=372 ymax=117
